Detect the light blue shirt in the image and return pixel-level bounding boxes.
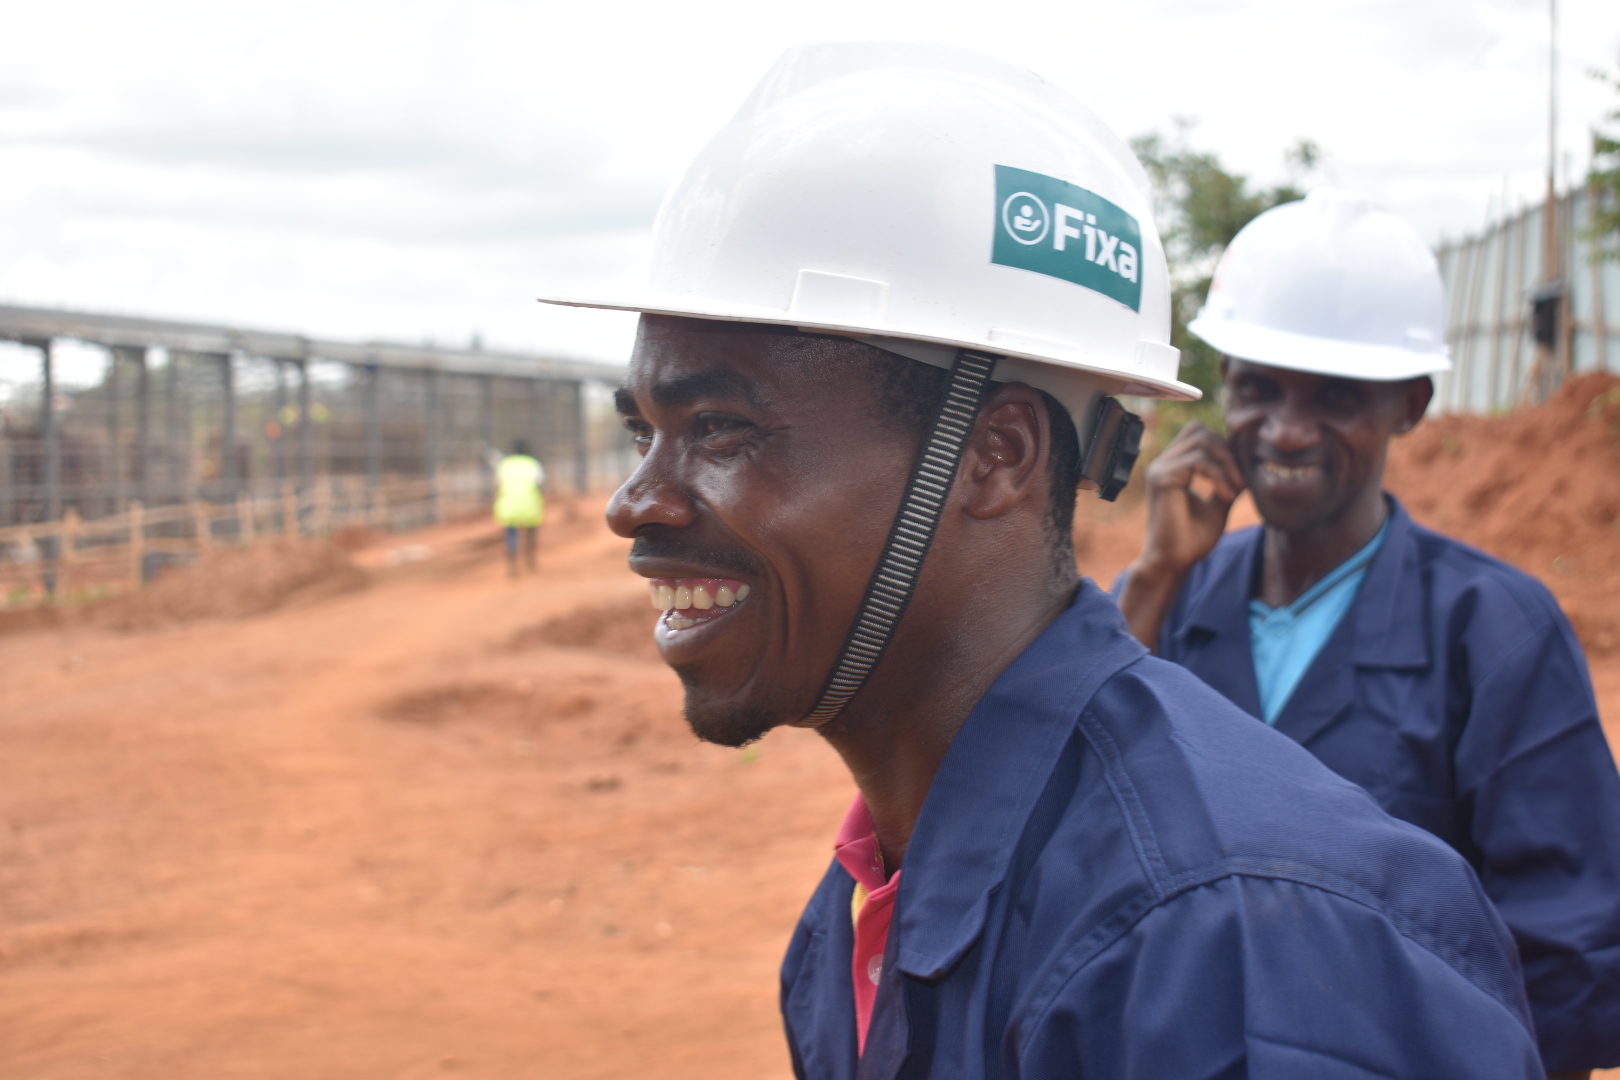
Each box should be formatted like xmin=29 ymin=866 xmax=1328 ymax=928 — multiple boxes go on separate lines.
xmin=1248 ymin=519 xmax=1390 ymax=724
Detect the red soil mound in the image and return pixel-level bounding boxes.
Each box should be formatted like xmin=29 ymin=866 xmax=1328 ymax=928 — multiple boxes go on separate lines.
xmin=96 ymin=538 xmax=368 ymax=631
xmin=1386 ymin=373 xmax=1620 ymax=655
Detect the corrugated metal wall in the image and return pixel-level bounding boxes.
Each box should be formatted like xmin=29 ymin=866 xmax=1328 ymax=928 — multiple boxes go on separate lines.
xmin=1434 ymin=185 xmax=1618 ymax=413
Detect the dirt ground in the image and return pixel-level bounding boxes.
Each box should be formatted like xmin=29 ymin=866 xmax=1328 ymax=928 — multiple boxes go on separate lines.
xmin=3 ymin=379 xmax=1620 ymax=1079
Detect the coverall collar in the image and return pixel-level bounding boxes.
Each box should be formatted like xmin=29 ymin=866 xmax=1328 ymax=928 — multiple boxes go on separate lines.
xmin=891 ymin=581 xmax=1147 ymax=981
xmin=1177 ymin=495 xmax=1432 ymax=741
xmin=1340 ymin=497 xmax=1431 ymax=669
xmin=1181 ymin=496 xmax=1429 ymax=663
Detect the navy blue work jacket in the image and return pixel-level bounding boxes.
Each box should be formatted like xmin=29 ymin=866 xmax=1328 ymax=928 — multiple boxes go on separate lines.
xmin=781 ymin=583 xmax=1540 ymax=1079
xmin=1152 ymin=497 xmax=1620 ymax=1071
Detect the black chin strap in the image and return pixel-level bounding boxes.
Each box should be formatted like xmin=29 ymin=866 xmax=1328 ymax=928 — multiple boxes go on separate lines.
xmin=799 ymin=348 xmax=998 ymax=727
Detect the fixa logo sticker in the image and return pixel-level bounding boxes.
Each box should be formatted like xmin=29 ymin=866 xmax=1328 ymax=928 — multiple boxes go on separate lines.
xmin=992 ymin=164 xmax=1141 ymax=312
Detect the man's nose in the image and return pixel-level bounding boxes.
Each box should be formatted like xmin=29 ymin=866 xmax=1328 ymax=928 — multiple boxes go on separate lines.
xmin=1258 ymin=397 xmax=1320 ymax=455
xmin=606 ymin=448 xmax=697 ymax=539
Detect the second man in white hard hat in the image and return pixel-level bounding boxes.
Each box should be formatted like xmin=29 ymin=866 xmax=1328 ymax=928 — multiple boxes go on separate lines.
xmin=1117 ymin=188 xmax=1620 ymax=1079
xmin=551 ymin=45 xmax=1544 ymax=1078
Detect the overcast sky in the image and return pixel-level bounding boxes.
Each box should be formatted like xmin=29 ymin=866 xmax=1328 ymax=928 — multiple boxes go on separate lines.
xmin=0 ymin=0 xmax=1615 ymax=367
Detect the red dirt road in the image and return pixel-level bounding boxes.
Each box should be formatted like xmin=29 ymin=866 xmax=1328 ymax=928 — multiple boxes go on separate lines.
xmin=2 ymin=454 xmax=1618 ymax=1077
xmin=0 ymin=508 xmax=852 ymax=1079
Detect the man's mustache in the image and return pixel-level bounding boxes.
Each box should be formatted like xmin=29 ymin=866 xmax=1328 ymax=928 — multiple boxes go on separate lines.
xmin=630 ymin=530 xmax=764 ymax=579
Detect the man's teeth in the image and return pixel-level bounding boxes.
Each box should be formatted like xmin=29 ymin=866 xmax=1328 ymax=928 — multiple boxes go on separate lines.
xmin=648 ymin=580 xmax=750 ymax=612
xmin=1262 ymin=462 xmax=1322 ymax=481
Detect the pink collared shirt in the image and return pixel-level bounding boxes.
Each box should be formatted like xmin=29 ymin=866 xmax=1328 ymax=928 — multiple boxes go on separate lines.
xmin=833 ymin=794 xmax=901 ymax=1055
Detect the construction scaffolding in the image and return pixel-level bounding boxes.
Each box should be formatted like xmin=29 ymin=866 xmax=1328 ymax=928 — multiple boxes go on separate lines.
xmin=1434 ymin=182 xmax=1619 ymax=414
xmin=0 ymin=304 xmax=633 ymax=596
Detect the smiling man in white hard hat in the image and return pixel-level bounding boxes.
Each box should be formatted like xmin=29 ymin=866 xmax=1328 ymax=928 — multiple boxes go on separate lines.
xmin=1118 ymin=189 xmax=1620 ymax=1079
xmin=545 ymin=45 xmax=1543 ymax=1078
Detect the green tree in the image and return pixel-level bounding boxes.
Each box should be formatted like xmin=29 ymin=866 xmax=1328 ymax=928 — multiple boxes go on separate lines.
xmin=1588 ymin=56 xmax=1620 ymax=261
xmin=1129 ymin=124 xmax=1319 ymax=432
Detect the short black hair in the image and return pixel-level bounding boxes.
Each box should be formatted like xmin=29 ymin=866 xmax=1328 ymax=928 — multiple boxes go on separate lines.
xmin=511 ymin=438 xmax=531 ymax=456
xmin=865 ymin=349 xmax=1082 ymax=562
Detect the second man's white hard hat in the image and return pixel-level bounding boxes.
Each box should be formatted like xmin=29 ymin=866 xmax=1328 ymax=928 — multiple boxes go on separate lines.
xmin=538 ymin=40 xmax=1199 ymax=429
xmin=1188 ymin=188 xmax=1451 ymax=381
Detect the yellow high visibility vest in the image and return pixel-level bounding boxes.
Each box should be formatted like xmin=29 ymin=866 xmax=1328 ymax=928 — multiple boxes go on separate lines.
xmin=494 ymin=454 xmax=545 ymax=526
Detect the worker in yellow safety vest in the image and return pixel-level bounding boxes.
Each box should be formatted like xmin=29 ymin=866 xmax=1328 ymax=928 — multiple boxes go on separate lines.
xmin=494 ymin=440 xmax=544 ymax=577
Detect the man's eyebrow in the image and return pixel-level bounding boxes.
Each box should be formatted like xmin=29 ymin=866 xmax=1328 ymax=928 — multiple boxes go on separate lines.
xmin=648 ymin=368 xmax=759 ymax=409
xmin=614 ymin=385 xmax=638 ymax=416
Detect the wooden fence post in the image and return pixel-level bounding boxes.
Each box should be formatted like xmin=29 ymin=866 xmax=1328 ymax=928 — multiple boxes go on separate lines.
xmin=194 ymin=500 xmax=212 ymax=553
xmin=129 ymin=501 xmax=145 ymax=586
xmin=282 ymin=483 xmax=299 ymax=538
xmin=59 ymin=509 xmax=79 ymax=598
xmin=315 ymin=477 xmax=332 ymax=536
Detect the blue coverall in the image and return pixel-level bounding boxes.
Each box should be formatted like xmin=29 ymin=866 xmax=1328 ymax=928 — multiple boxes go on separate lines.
xmin=1149 ymin=497 xmax=1620 ymax=1071
xmin=781 ymin=584 xmax=1541 ymax=1079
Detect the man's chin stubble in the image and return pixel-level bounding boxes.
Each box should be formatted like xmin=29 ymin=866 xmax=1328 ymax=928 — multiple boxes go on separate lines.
xmin=676 ymin=669 xmax=796 ymax=748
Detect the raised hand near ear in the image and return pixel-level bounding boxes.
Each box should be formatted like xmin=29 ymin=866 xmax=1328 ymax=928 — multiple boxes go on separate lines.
xmin=1118 ymin=421 xmax=1246 ymax=652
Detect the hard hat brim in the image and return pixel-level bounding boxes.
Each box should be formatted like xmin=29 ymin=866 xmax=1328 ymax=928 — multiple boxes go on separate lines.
xmin=1188 ymin=316 xmax=1452 ymax=383
xmin=539 ymin=293 xmax=1202 ymax=402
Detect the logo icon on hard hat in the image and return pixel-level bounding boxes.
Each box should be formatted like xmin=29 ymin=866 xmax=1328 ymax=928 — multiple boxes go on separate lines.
xmin=1002 ymin=192 xmax=1050 ymax=245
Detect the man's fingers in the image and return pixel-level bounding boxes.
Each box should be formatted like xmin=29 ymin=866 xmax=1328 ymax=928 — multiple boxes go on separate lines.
xmin=1186 ymin=460 xmax=1239 ymax=506
xmin=1153 ymin=439 xmax=1240 ymax=497
xmin=1206 ymin=437 xmax=1246 ymax=495
xmin=1163 ymin=420 xmax=1211 ymax=451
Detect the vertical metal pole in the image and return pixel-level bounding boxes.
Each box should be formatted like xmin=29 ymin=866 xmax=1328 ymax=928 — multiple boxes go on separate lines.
xmin=273 ymin=358 xmax=288 ymax=485
xmin=107 ymin=346 xmax=124 ymax=515
xmin=1489 ymin=202 xmax=1512 ymax=411
xmin=574 ymin=379 xmax=589 ymax=494
xmin=297 ymin=359 xmax=313 ymax=494
xmin=365 ymin=362 xmax=381 ymax=511
xmin=529 ymin=377 xmax=545 ymax=480
xmin=480 ymin=373 xmax=496 ymax=505
xmin=1527 ymin=0 xmax=1563 ymax=402
xmin=425 ymin=367 xmax=441 ymax=523
xmin=167 ymin=350 xmax=185 ymax=505
xmin=0 ymin=380 xmax=10 ymax=527
xmin=1555 ymin=191 xmax=1574 ymax=381
xmin=136 ymin=346 xmax=152 ymax=507
xmin=1507 ymin=204 xmax=1529 ymax=399
xmin=530 ymin=376 xmax=550 ymax=507
xmin=1544 ymin=0 xmax=1559 ymax=286
xmin=32 ymin=338 xmax=60 ymax=594
xmin=1438 ymin=245 xmax=1465 ymax=412
xmin=1453 ymin=240 xmax=1484 ymax=412
xmin=220 ymin=352 xmax=236 ymax=513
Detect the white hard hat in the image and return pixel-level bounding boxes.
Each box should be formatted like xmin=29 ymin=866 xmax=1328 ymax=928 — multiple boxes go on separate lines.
xmin=560 ymin=43 xmax=1192 ymax=727
xmin=1188 ymin=188 xmax=1451 ymax=381
xmin=539 ymin=41 xmax=1198 ymax=424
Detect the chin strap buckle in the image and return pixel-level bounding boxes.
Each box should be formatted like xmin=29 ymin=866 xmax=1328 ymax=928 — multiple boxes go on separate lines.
xmin=1080 ymin=397 xmax=1145 ymax=503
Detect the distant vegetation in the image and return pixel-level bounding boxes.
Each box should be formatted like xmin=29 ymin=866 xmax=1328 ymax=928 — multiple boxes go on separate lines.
xmin=1589 ymin=54 xmax=1620 ymax=262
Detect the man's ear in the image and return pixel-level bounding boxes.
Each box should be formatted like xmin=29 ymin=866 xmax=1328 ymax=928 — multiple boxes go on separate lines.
xmin=1393 ymin=377 xmax=1434 ymax=435
xmin=962 ymin=382 xmax=1048 ymax=522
